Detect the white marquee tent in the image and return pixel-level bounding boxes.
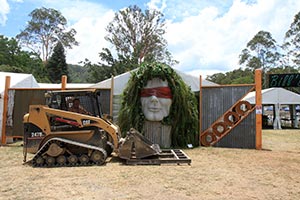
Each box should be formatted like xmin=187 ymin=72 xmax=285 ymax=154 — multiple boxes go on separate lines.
xmin=0 ymin=72 xmax=40 ymax=141
xmin=243 ymin=87 xmax=300 ymax=129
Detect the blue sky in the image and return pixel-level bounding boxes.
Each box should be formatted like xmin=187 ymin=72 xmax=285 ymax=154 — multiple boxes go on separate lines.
xmin=1 ymin=0 xmax=300 ymax=78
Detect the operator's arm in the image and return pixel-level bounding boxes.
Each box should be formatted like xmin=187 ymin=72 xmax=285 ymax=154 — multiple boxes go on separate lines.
xmin=79 ymin=106 xmax=92 ymax=115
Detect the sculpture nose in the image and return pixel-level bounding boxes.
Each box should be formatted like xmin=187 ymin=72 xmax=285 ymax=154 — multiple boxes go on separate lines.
xmin=150 ymin=95 xmax=159 ymax=103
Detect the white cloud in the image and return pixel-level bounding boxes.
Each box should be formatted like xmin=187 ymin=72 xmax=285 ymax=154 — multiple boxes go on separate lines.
xmin=147 ymin=0 xmax=167 ymax=12
xmin=66 ymin=11 xmax=115 ymax=64
xmin=61 ymin=3 xmax=115 ymax=64
xmin=162 ymin=0 xmax=300 ymax=77
xmin=0 ymin=0 xmax=9 ymax=26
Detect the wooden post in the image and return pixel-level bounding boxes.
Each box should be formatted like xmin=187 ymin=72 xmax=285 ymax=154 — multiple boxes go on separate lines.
xmin=110 ymin=75 xmax=114 ymax=116
xmin=199 ymin=75 xmax=202 ymax=146
xmin=1 ymin=76 xmax=11 ymax=145
xmin=61 ymin=75 xmax=67 ymax=90
xmin=255 ymin=69 xmax=262 ymax=150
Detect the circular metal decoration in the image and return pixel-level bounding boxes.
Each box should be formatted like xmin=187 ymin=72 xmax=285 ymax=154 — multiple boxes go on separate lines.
xmin=201 ymin=131 xmax=217 ymax=146
xmin=224 ymin=111 xmax=240 ymax=126
xmin=235 ymin=101 xmax=252 ymax=116
xmin=212 ymin=122 xmax=228 ymax=137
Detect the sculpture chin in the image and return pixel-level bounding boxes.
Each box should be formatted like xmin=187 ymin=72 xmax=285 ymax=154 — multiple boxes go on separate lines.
xmin=144 ymin=112 xmax=164 ymax=121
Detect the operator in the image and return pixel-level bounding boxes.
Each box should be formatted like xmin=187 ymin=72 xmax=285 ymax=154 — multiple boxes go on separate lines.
xmin=69 ymin=98 xmax=90 ymax=115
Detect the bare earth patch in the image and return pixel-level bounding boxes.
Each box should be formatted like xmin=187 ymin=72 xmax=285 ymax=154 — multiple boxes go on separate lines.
xmin=0 ymin=130 xmax=299 ymax=200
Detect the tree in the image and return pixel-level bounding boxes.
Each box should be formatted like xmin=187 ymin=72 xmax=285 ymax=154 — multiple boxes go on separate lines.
xmin=0 ymin=35 xmax=22 ymax=68
xmin=46 ymin=41 xmax=68 ymax=83
xmin=239 ymin=31 xmax=280 ymax=70
xmin=16 ymin=7 xmax=78 ymax=62
xmin=239 ymin=30 xmax=281 ymax=88
xmin=105 ymin=5 xmax=174 ymax=65
xmin=87 ymin=5 xmax=176 ymax=82
xmin=283 ymin=11 xmax=300 ymax=67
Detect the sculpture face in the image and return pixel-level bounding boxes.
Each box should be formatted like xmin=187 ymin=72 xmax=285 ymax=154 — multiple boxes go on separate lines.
xmin=140 ymin=78 xmax=172 ymax=121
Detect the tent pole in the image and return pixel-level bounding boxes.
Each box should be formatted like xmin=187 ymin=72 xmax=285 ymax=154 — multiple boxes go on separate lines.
xmin=199 ymin=75 xmax=202 ymax=146
xmin=255 ymin=69 xmax=262 ymax=150
xmin=61 ymin=75 xmax=67 ymax=90
xmin=1 ymin=76 xmax=10 ymax=145
xmin=110 ymin=75 xmax=114 ymax=117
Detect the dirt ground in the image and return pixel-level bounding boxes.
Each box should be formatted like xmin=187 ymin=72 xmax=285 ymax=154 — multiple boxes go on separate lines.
xmin=0 ymin=130 xmax=299 ymax=200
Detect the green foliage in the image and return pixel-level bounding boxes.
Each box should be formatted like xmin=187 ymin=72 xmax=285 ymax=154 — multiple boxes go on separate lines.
xmin=46 ymin=41 xmax=68 ymax=83
xmin=0 ymin=35 xmax=47 ymax=82
xmin=0 ymin=35 xmax=20 ymax=67
xmin=118 ymin=62 xmax=199 ymax=147
xmin=206 ymin=68 xmax=254 ymax=84
xmin=0 ymin=64 xmax=24 ymax=73
xmin=16 ymin=7 xmax=78 ymax=62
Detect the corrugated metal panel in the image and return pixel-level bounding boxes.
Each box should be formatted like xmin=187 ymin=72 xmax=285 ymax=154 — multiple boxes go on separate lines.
xmin=201 ymin=86 xmax=253 ymax=131
xmin=214 ymin=111 xmax=256 ymax=149
xmin=112 ymin=95 xmax=122 ymax=123
xmin=98 ymin=89 xmax=111 ymax=115
xmin=201 ymin=85 xmax=255 ymax=148
xmin=7 ymin=89 xmax=47 ymax=137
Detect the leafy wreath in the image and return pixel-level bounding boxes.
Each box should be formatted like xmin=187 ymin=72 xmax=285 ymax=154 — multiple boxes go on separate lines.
xmin=118 ymin=62 xmax=199 ymax=147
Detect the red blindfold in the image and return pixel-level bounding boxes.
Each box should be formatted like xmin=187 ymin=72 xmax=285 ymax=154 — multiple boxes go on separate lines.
xmin=140 ymin=87 xmax=172 ymax=99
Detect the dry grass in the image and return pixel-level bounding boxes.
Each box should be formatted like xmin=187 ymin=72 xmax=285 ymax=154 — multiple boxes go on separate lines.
xmin=0 ymin=130 xmax=299 ymax=200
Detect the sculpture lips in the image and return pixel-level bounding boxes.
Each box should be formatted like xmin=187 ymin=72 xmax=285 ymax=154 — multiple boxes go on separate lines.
xmin=149 ymin=107 xmax=160 ymax=112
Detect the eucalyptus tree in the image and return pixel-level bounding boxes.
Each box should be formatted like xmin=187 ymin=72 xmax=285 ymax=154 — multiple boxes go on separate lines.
xmin=86 ymin=5 xmax=176 ymax=83
xmin=16 ymin=7 xmax=78 ymax=62
xmin=239 ymin=30 xmax=280 ymax=71
xmin=239 ymin=31 xmax=280 ymax=88
xmin=105 ymin=5 xmax=175 ymax=65
xmin=283 ymin=11 xmax=300 ymax=67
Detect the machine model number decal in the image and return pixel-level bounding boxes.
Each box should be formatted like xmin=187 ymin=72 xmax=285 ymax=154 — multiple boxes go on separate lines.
xmin=82 ymin=119 xmax=91 ymax=125
xmin=31 ymin=132 xmax=44 ymax=138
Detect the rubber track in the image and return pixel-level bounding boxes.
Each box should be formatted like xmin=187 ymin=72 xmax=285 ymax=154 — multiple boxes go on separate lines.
xmin=30 ymin=137 xmax=107 ymax=167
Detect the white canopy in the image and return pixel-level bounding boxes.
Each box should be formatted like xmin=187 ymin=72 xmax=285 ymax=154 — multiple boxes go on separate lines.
xmin=244 ymin=87 xmax=300 ymax=129
xmin=38 ymin=83 xmax=93 ymax=89
xmin=244 ymin=87 xmax=300 ymax=104
xmin=90 ymin=68 xmax=218 ymax=95
xmin=0 ymin=72 xmax=40 ymax=93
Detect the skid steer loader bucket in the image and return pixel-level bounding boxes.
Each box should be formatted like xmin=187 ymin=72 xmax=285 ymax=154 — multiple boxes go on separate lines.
xmin=118 ymin=128 xmax=161 ymax=160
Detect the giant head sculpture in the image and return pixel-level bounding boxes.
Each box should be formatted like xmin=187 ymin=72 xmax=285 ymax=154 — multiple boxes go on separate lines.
xmin=118 ymin=62 xmax=199 ymax=147
xmin=140 ymin=78 xmax=172 ymax=121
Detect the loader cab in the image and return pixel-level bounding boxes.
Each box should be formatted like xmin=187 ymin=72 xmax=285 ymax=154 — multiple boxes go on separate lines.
xmin=45 ymin=89 xmax=105 ymax=117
